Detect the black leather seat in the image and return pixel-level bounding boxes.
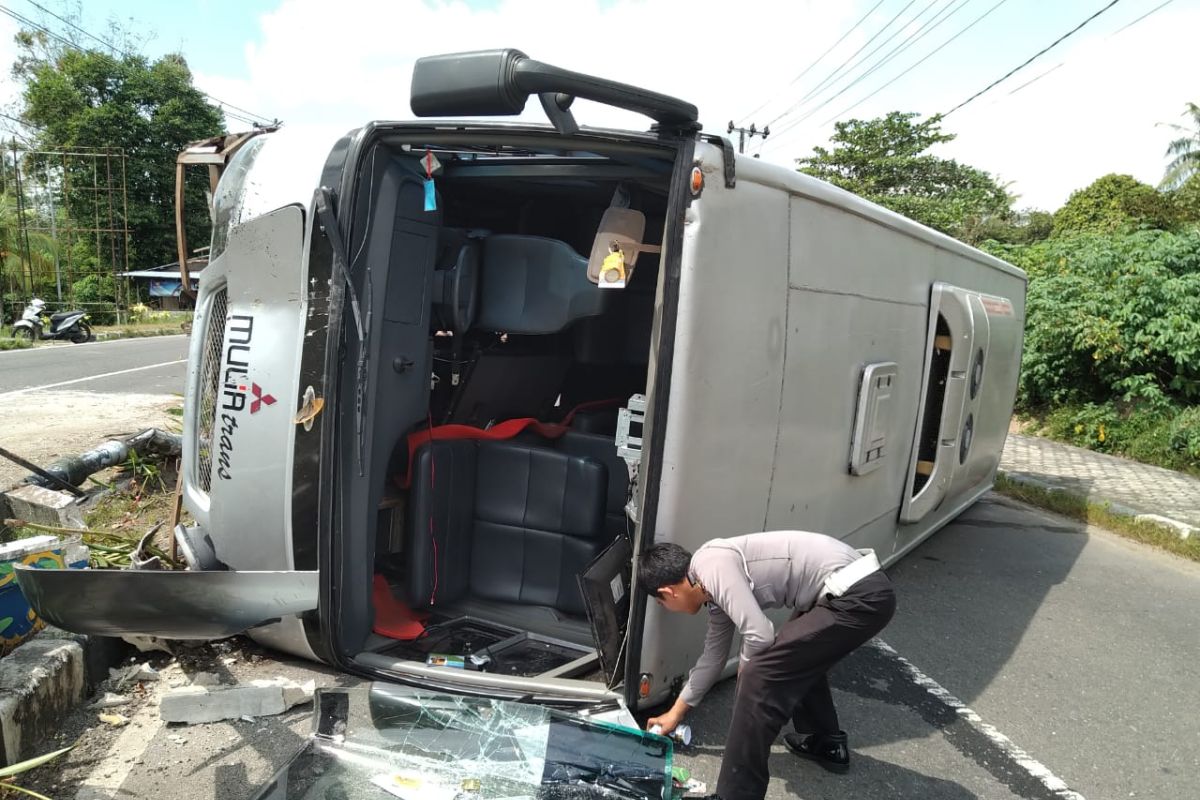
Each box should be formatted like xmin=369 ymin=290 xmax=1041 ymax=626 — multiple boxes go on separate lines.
xmin=552 ymin=431 xmax=630 ymax=543
xmin=405 ymin=439 xmax=608 ymax=616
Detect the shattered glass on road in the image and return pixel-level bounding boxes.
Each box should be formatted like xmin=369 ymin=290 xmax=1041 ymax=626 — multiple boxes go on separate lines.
xmin=254 ymin=684 xmax=672 ymax=800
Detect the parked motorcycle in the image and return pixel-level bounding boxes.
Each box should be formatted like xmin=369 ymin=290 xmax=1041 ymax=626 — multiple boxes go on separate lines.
xmin=11 ymin=299 xmax=93 ymax=343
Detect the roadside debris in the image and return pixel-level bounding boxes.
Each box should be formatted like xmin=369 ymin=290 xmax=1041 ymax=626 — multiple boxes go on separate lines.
xmin=15 ymin=428 xmax=182 ymax=492
xmin=97 ymin=712 xmax=130 ymax=728
xmin=159 ymin=677 xmax=315 ymax=724
xmin=3 ymin=518 xmax=179 ymax=569
xmin=121 ymin=634 xmax=176 ymax=655
xmin=89 ymin=692 xmax=130 ymax=710
xmin=190 ymin=671 xmax=222 ymax=687
xmin=110 ymin=662 xmax=160 ymax=691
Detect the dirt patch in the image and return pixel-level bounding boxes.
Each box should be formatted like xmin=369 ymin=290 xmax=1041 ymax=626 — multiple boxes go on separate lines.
xmin=0 ymin=391 xmax=180 ymax=489
xmin=12 ymin=639 xmax=361 ymax=800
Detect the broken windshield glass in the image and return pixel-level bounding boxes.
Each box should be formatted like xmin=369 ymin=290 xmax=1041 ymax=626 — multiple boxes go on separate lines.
xmin=253 ymin=684 xmax=672 ymax=800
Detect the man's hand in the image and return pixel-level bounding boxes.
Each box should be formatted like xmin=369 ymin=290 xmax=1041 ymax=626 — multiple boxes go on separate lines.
xmin=646 ymin=698 xmax=691 ymax=736
xmin=647 ymin=709 xmax=685 ymax=736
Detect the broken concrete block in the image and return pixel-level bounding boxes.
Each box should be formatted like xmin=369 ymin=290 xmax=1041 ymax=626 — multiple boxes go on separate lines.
xmin=0 ymin=639 xmax=86 ymax=765
xmin=191 ymin=671 xmax=222 ymax=687
xmin=89 ymin=692 xmax=130 ymax=709
xmin=159 ymin=678 xmax=315 ymax=724
xmin=109 ymin=662 xmax=159 ymax=691
xmin=1 ymin=485 xmax=85 ymax=530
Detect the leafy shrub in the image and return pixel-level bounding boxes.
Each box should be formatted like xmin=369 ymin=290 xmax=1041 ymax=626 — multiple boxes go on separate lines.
xmin=70 ymin=274 xmax=118 ymax=325
xmin=1041 ymin=402 xmax=1200 ymax=475
xmin=1015 ymin=230 xmax=1200 ymax=409
xmin=1167 ymin=407 xmax=1200 ymax=467
xmin=0 ymin=336 xmax=33 ymax=351
xmin=1052 ymin=174 xmax=1179 ymax=236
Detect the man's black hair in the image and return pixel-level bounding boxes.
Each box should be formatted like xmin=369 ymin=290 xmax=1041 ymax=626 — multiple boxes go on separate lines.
xmin=638 ymin=542 xmax=693 ymax=597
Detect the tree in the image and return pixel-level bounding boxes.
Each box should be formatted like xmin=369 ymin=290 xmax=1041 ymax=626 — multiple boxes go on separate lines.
xmin=1159 ymin=102 xmax=1200 ymax=190
xmin=1052 ymin=174 xmax=1177 ymax=237
xmin=13 ymin=30 xmax=225 ymax=269
xmin=971 ymin=208 xmax=1054 ymax=245
xmin=1172 ymin=172 xmax=1200 ymax=224
xmin=1015 ymin=230 xmax=1200 ymax=409
xmin=796 ymin=111 xmax=1012 ymax=242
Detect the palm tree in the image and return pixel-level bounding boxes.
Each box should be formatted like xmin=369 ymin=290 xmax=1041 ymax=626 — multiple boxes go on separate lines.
xmin=1160 ymin=102 xmax=1200 ymax=190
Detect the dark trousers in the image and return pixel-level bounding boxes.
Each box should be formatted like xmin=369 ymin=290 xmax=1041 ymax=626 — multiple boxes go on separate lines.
xmin=716 ymin=571 xmax=896 ymax=800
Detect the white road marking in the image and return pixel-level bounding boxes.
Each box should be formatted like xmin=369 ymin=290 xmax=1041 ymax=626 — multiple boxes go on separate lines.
xmin=871 ymin=639 xmax=1087 ymax=800
xmin=0 ymin=334 xmax=187 ymax=355
xmin=0 ymin=360 xmax=187 ymax=399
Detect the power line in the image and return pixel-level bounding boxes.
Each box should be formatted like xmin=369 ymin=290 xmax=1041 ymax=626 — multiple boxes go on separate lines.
xmin=785 ymin=0 xmax=976 ymax=131
xmin=765 ymin=0 xmax=923 ymax=128
xmin=760 ymin=0 xmax=998 ymax=155
xmin=814 ymin=0 xmax=1012 ymax=127
xmin=1111 ymin=0 xmax=1174 ymax=36
xmin=736 ymin=0 xmax=888 ymax=125
xmin=23 ymin=0 xmax=119 ymax=54
xmin=0 ymin=4 xmax=72 ymax=49
xmin=944 ymin=0 xmax=1124 ymax=116
xmin=5 ymin=1 xmax=277 ymax=126
xmin=1002 ymin=0 xmax=1175 ymax=103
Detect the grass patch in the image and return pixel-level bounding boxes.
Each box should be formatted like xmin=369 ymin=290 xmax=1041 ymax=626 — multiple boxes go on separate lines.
xmin=83 ymin=488 xmax=178 ymax=532
xmin=1021 ymin=403 xmax=1200 ymax=478
xmin=93 ymin=325 xmax=185 ymax=340
xmin=0 ymin=336 xmax=32 ymax=351
xmin=994 ymin=473 xmax=1200 ymax=562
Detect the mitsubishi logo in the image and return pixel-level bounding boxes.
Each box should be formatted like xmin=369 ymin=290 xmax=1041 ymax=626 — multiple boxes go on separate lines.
xmin=249 ymin=383 xmax=277 ymax=414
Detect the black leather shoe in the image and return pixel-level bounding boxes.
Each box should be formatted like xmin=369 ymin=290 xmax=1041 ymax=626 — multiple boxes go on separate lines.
xmin=783 ymin=730 xmax=850 ymax=773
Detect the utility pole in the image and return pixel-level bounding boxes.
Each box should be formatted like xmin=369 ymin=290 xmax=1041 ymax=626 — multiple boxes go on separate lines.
xmin=727 ymin=121 xmax=769 ymax=154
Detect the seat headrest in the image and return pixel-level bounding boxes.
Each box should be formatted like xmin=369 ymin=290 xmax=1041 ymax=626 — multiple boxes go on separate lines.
xmin=475 ymin=235 xmax=607 ymax=334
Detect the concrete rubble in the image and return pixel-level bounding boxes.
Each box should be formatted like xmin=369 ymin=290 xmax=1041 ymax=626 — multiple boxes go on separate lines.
xmin=89 ymin=692 xmax=130 ymax=709
xmin=1 ymin=484 xmax=85 ymax=530
xmin=159 ymin=677 xmax=316 ymax=725
xmin=109 ymin=662 xmax=160 ymax=691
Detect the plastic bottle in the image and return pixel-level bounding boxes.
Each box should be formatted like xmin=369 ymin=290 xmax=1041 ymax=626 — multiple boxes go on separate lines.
xmin=649 ymin=723 xmax=693 ymax=746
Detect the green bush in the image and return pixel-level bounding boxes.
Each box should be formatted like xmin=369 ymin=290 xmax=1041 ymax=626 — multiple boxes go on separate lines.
xmin=1014 ymin=230 xmax=1200 ymax=409
xmin=0 ymin=336 xmax=33 ymax=351
xmin=70 ymin=274 xmax=118 ymax=325
xmin=1041 ymin=402 xmax=1200 ymax=475
xmin=1167 ymin=406 xmax=1200 ymax=466
xmin=1052 ymin=174 xmax=1179 ymax=236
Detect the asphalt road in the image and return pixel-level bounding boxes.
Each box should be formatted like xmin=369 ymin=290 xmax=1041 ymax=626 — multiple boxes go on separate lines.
xmin=0 ymin=336 xmax=189 ymax=397
xmin=23 ymin=494 xmax=1199 ymax=800
xmin=676 ymin=494 xmax=1200 ymax=800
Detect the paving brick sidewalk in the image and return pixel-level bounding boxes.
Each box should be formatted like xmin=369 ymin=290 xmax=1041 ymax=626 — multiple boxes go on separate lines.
xmin=1000 ymin=433 xmax=1200 ymax=530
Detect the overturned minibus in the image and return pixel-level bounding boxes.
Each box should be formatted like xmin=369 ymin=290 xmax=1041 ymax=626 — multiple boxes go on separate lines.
xmin=20 ymin=50 xmax=1025 ymax=714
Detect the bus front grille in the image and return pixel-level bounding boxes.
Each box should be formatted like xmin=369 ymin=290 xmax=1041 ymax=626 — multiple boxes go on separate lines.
xmin=196 ymin=288 xmax=228 ymax=492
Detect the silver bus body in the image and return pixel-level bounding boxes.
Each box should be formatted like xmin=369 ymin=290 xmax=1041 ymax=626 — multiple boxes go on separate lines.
xmin=19 ymin=53 xmax=1025 ymax=715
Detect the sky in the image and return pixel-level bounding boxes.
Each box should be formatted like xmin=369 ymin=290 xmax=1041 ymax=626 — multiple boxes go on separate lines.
xmin=0 ymin=0 xmax=1196 ymax=210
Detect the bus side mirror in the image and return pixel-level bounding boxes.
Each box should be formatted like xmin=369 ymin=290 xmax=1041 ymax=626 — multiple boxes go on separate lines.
xmin=410 ymin=49 xmax=530 ymax=117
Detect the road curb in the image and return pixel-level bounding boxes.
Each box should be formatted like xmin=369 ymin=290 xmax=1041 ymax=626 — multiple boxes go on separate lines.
xmin=997 ymin=469 xmax=1197 ymax=539
xmin=0 ymin=628 xmax=130 ymax=765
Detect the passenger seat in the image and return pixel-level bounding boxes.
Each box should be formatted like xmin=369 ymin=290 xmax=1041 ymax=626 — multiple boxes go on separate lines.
xmin=405 ymin=439 xmax=608 ymax=616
